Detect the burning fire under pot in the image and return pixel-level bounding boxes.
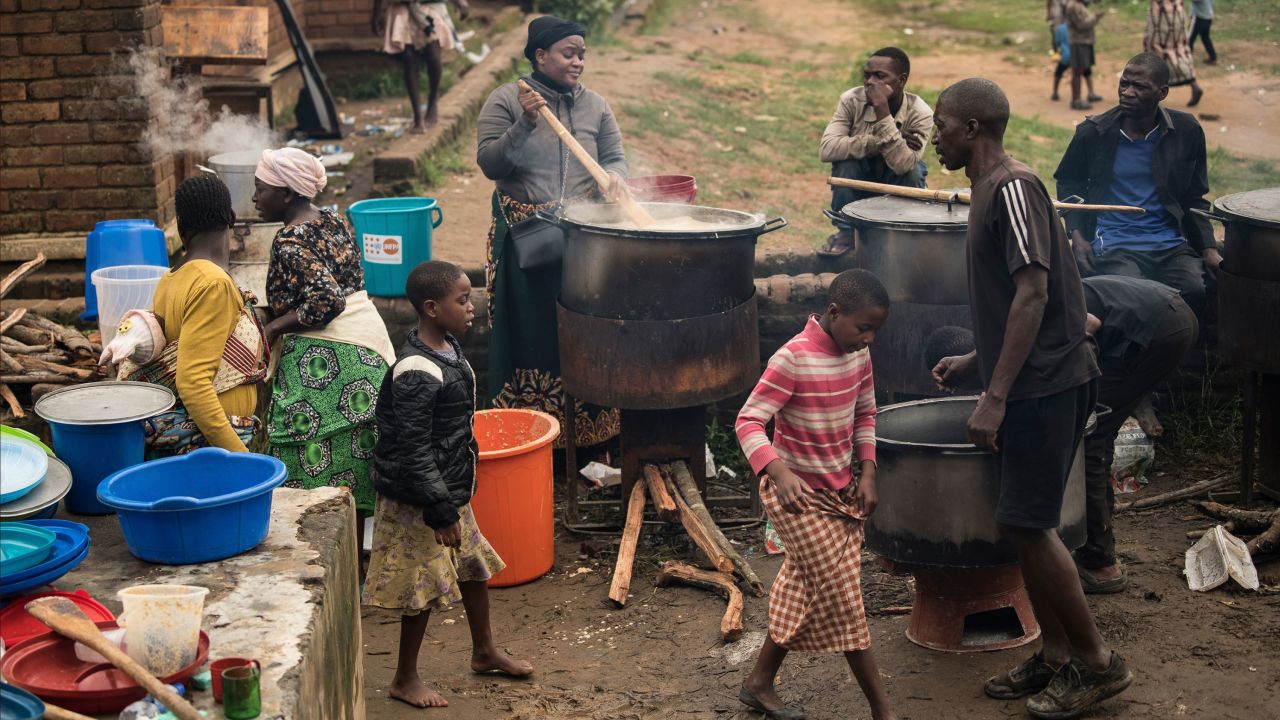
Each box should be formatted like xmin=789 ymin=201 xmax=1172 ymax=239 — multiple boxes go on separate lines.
xmin=551 ymin=201 xmax=788 ymax=530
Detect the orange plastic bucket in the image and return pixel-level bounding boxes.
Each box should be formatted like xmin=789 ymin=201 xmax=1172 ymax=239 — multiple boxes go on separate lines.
xmin=469 ymin=409 xmax=561 ymax=587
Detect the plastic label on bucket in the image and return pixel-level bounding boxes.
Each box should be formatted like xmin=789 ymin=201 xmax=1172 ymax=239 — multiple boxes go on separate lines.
xmin=363 ymin=233 xmax=403 ymax=265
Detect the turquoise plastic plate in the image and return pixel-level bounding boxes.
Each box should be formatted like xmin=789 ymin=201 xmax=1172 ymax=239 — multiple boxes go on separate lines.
xmin=0 ymin=682 xmax=46 ymax=720
xmin=0 ymin=438 xmax=48 ymax=505
xmin=0 ymin=524 xmax=57 ymax=573
xmin=0 ymin=426 xmax=52 ymax=456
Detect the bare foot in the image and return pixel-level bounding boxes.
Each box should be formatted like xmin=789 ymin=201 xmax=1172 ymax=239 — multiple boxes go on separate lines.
xmin=471 ymin=647 xmax=533 ymax=677
xmin=389 ymin=675 xmax=448 ymax=708
xmin=410 ymin=121 xmax=427 ymax=135
xmin=425 ymin=104 xmax=439 ymax=125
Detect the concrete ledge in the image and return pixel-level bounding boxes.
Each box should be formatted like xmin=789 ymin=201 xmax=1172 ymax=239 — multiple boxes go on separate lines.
xmin=372 ymin=10 xmax=531 ymax=184
xmin=0 ymin=220 xmax=182 ymax=263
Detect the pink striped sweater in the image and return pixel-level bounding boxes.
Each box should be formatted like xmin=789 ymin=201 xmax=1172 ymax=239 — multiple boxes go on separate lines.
xmin=735 ymin=315 xmax=877 ymax=491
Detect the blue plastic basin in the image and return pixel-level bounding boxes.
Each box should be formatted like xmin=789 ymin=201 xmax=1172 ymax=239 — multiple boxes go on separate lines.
xmin=96 ymin=448 xmax=287 ymax=565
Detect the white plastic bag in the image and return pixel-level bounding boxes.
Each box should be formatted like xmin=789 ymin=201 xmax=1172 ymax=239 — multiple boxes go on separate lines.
xmin=1111 ymin=417 xmax=1155 ymax=494
xmin=98 ymin=309 xmax=165 ymax=366
xmin=1184 ymin=525 xmax=1259 ymax=592
xmin=579 ymin=461 xmax=621 ymax=488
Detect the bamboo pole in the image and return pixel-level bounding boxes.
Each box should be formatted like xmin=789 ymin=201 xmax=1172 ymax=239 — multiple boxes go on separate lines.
xmin=826 ymin=177 xmax=1146 ymax=213
xmin=608 ymin=479 xmax=648 ymax=607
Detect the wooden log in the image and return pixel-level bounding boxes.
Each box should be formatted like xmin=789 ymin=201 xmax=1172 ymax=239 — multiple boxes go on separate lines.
xmin=1 ymin=307 xmax=29 ymax=335
xmin=0 ymin=382 xmax=23 ymax=418
xmin=1114 ymin=473 xmax=1232 ymax=512
xmin=17 ymin=313 xmax=94 ymax=357
xmin=1247 ymin=515 xmax=1280 ymax=557
xmin=661 ymin=467 xmax=734 ymax=573
xmin=642 ymin=463 xmax=678 ymax=519
xmin=670 ymin=461 xmax=767 ymax=597
xmin=29 ymin=351 xmax=72 ymax=364
xmin=609 ymin=479 xmax=648 ymax=607
xmin=3 ymin=323 xmax=52 ymax=347
xmin=0 ymin=348 xmax=23 ymax=374
xmin=1 ymin=336 xmax=51 ymax=353
xmin=0 ymin=253 xmax=46 ymax=300
xmin=1196 ymin=501 xmax=1279 ymax=532
xmin=1 ymin=373 xmax=72 ymax=384
xmin=31 ymin=382 xmax=67 ymax=403
xmin=16 ymin=355 xmax=94 ymax=380
xmin=655 ymin=560 xmax=745 ymax=642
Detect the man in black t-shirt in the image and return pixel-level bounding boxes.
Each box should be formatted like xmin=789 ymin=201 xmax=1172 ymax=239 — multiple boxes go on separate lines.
xmin=930 ymin=78 xmax=1132 ymax=720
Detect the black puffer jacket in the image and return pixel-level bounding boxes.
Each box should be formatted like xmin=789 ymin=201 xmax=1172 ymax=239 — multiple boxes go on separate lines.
xmin=370 ymin=331 xmax=477 ymax=529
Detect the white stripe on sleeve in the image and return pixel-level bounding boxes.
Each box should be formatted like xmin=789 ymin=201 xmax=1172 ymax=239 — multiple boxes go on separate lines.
xmin=1001 ymin=179 xmax=1032 ymax=264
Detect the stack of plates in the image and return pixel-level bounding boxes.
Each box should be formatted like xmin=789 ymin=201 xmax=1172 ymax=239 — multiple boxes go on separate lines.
xmin=0 ymin=428 xmax=69 ymax=522
xmin=0 ymin=436 xmax=47 ymax=504
xmin=0 ymin=521 xmax=90 ymax=599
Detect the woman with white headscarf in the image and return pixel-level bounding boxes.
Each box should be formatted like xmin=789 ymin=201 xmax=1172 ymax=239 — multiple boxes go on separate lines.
xmin=253 ymin=148 xmax=395 ymax=522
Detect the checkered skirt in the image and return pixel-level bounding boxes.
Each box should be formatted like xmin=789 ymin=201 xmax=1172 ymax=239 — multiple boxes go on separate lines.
xmin=761 ymin=476 xmax=870 ymax=653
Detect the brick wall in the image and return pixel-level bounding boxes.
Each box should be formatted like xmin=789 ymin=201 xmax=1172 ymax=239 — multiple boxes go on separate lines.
xmin=0 ymin=0 xmax=174 ymax=240
xmin=305 ymin=0 xmax=375 ymax=42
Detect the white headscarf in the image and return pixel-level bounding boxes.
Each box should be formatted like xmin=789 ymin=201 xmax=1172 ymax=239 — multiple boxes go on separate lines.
xmin=254 ymin=148 xmax=327 ymax=199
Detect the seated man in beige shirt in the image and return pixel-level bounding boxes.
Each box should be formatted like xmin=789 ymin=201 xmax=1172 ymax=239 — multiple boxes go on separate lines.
xmin=820 ymin=47 xmax=933 ymax=255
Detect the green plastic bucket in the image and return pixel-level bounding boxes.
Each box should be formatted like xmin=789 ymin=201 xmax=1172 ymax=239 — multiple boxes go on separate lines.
xmin=347 ymin=197 xmax=443 ymax=297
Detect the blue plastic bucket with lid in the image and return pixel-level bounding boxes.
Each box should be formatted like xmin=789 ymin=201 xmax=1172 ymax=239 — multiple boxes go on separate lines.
xmin=82 ymin=219 xmax=169 ymax=321
xmin=347 ymin=198 xmax=443 ymax=297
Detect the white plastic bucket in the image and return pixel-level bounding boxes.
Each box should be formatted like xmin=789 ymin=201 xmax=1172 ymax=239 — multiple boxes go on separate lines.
xmin=116 ymin=584 xmax=208 ymax=675
xmin=91 ymin=265 xmax=167 ymax=346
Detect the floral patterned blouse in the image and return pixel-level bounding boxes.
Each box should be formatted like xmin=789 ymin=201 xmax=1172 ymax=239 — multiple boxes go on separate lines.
xmin=266 ymin=209 xmax=365 ymax=327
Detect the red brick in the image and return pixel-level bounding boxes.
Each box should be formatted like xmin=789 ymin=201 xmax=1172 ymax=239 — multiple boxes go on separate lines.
xmin=54 ymin=10 xmax=116 ymax=32
xmin=0 ymin=56 xmax=55 ymax=79
xmin=20 ymin=0 xmax=82 ymax=10
xmin=43 ymin=165 xmax=98 ymax=189
xmin=0 ymin=167 xmax=41 ymax=189
xmin=91 ymin=120 xmax=145 ymax=142
xmin=0 ymin=100 xmax=58 ymax=122
xmin=31 ymin=122 xmax=91 ymax=144
xmin=0 ymin=80 xmax=24 ymax=100
xmin=19 ymin=33 xmax=81 ymax=54
xmin=53 ymin=56 xmax=98 ymax=76
xmin=0 ymin=211 xmax=42 ymax=234
xmin=99 ymin=163 xmax=158 ymax=187
xmin=0 ymin=0 xmax=18 ymax=12
xmin=83 ymin=29 xmax=142 ymax=54
xmin=27 ymin=77 xmax=98 ymax=99
xmin=0 ymin=191 xmax=9 ymax=214
xmin=9 ymin=189 xmax=59 ymax=210
xmin=114 ymin=5 xmax=158 ymax=30
xmin=43 ymin=209 xmax=100 ymax=232
xmin=125 ymin=186 xmax=156 ymax=207
xmin=0 ymin=36 xmax=18 ymax=57
xmin=3 ymin=144 xmax=62 ymax=165
xmin=309 ymin=14 xmax=338 ymax=27
xmin=0 ymin=125 xmax=31 ymax=146
xmin=0 ymin=12 xmax=53 ymax=33
xmin=63 ymin=97 xmax=148 ymax=121
xmin=63 ymin=187 xmax=131 ymax=208
xmin=83 ymin=0 xmax=144 ymax=7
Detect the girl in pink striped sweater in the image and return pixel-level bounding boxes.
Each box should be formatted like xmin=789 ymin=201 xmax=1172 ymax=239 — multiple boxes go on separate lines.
xmin=736 ymin=269 xmax=895 ymax=720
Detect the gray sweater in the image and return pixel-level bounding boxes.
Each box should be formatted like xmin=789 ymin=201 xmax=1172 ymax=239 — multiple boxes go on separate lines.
xmin=476 ymin=75 xmax=628 ymax=205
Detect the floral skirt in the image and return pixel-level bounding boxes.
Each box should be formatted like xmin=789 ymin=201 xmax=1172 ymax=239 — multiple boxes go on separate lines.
xmin=362 ymin=498 xmax=505 ymax=613
xmin=484 ymin=191 xmax=619 ymax=448
xmin=266 ymin=336 xmax=387 ymax=512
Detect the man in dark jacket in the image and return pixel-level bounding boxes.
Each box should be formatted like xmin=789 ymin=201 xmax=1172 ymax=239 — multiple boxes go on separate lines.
xmin=1054 ymin=53 xmax=1221 ymax=317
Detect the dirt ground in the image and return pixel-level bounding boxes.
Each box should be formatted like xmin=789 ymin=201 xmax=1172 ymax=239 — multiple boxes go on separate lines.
xmin=355 ymin=1 xmax=1280 ymax=718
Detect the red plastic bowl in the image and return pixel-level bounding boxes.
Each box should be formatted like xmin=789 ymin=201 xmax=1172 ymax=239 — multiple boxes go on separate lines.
xmin=0 ymin=589 xmax=115 ymax=647
xmin=627 ymin=174 xmax=698 ymax=204
xmin=0 ymin=621 xmax=210 ymax=714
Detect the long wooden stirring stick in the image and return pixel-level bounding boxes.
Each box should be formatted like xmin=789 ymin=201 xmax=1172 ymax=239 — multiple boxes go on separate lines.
xmin=827 ymin=177 xmax=1145 ymax=213
xmin=517 ymin=79 xmax=655 ymax=227
xmin=25 ymin=597 xmax=203 ymax=720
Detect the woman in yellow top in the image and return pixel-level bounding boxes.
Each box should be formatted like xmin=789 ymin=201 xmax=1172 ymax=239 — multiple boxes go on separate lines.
xmin=126 ymin=175 xmax=266 ymax=454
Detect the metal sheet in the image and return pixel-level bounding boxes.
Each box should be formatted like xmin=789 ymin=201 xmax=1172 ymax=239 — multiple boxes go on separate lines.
xmin=34 ymin=381 xmax=175 ymax=426
xmin=557 ymin=297 xmax=760 ymax=409
xmin=1215 ymin=187 xmax=1280 ymax=228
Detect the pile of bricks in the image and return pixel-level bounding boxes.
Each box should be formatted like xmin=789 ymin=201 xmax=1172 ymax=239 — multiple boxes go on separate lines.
xmin=0 ymin=0 xmax=174 ymax=239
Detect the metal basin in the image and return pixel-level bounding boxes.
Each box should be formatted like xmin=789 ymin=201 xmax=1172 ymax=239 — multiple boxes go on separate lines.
xmin=551 ymin=201 xmax=786 ymax=321
xmin=833 ymin=195 xmax=969 ymax=305
xmin=865 ymin=396 xmax=1089 ymax=567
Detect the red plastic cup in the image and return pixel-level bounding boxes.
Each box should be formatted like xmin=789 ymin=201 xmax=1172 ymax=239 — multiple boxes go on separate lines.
xmin=211 ymin=657 xmax=260 ymax=703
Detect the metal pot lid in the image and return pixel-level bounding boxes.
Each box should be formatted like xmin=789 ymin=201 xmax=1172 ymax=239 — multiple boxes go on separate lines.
xmin=0 ymin=456 xmax=72 ymax=519
xmin=207 ymin=149 xmax=263 ymax=168
xmin=840 ymin=194 xmax=969 ymax=230
xmin=34 ymin=381 xmax=175 ymax=426
xmin=560 ymin=201 xmax=765 ymax=236
xmin=1213 ymin=187 xmax=1280 ymax=229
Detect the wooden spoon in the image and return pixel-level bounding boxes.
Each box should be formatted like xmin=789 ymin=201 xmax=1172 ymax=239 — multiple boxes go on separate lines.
xmin=24 ymin=596 xmax=203 ymax=720
xmin=517 ymin=79 xmax=655 ymax=227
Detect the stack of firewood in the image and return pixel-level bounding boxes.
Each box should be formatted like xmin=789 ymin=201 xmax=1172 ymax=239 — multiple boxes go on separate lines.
xmin=0 ymin=254 xmax=105 ymax=420
xmin=1190 ymin=501 xmax=1280 ymax=559
xmin=607 ymin=459 xmax=765 ymax=642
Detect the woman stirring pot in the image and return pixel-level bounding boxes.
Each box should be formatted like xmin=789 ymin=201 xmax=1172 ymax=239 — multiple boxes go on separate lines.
xmin=476 ymin=15 xmax=629 ymax=449
xmin=253 ymin=148 xmax=396 ymax=525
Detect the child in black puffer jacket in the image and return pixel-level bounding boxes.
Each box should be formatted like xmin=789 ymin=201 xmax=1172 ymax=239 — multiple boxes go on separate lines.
xmin=362 ymin=260 xmax=534 ymax=709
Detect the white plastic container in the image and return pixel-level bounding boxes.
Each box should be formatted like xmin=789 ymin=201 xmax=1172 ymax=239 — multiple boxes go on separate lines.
xmin=91 ymin=265 xmax=167 ymax=346
xmin=117 ymin=584 xmax=208 ymax=675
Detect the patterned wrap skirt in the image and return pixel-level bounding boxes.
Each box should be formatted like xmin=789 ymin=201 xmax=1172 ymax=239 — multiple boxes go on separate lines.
xmin=266 ymin=335 xmax=387 ymax=513
xmin=761 ymin=476 xmax=871 ymax=653
xmin=1144 ymin=0 xmax=1196 ymax=86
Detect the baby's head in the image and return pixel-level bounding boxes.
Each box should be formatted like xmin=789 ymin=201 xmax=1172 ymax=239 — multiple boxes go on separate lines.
xmin=406 ymin=261 xmax=474 ymax=336
xmin=823 ymin=269 xmax=889 ymax=354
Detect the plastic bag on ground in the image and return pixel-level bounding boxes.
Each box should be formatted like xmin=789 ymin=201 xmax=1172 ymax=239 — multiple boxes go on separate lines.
xmin=579 ymin=461 xmax=621 ymax=488
xmin=764 ymin=520 xmax=784 ymax=554
xmin=1111 ymin=417 xmax=1155 ymax=494
xmin=1184 ymin=524 xmax=1260 ymax=592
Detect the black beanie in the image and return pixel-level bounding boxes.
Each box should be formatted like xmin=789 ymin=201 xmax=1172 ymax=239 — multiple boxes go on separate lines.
xmin=524 ymin=15 xmax=587 ymax=63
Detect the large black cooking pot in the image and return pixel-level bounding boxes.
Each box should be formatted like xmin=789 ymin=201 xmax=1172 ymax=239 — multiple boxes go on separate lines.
xmin=1193 ymin=187 xmax=1280 ymax=282
xmin=542 ymin=201 xmax=786 ymax=321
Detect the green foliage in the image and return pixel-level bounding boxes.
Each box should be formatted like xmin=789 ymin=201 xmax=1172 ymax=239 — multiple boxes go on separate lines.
xmin=1160 ymin=355 xmax=1244 ymax=467
xmin=705 ymin=421 xmax=751 ymax=480
xmin=534 ymin=0 xmax=623 ymax=35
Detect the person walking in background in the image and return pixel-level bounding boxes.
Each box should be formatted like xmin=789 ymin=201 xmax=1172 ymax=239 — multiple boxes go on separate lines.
xmin=1051 ymin=21 xmax=1072 ymax=101
xmin=1046 ymin=0 xmax=1067 ymax=51
xmin=1144 ymin=0 xmax=1205 ymax=106
xmin=372 ymin=0 xmax=471 ymax=133
xmin=1066 ymin=0 xmax=1105 ymax=110
xmin=1188 ymin=0 xmax=1217 ymax=65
